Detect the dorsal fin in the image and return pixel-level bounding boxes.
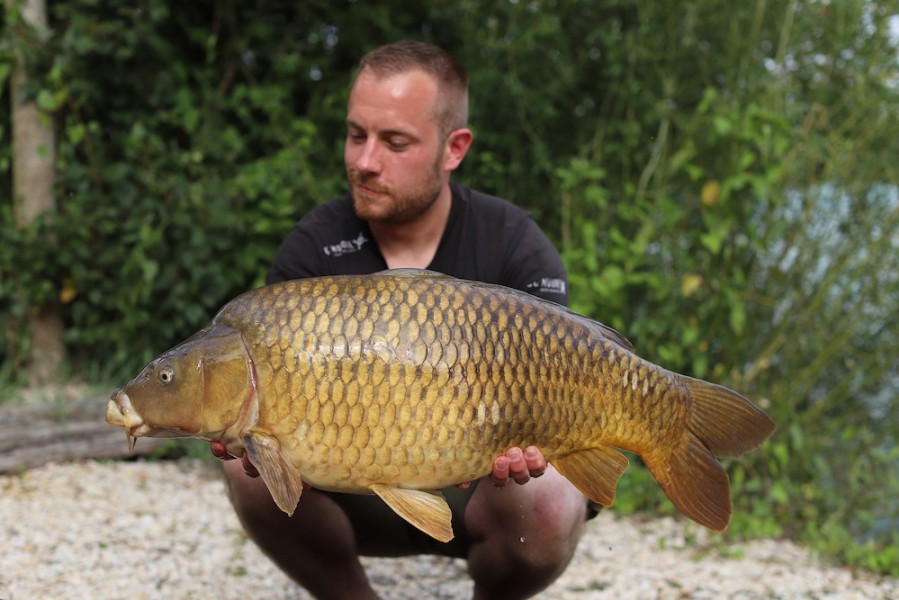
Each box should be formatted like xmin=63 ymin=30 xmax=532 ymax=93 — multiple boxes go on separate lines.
xmin=378 ymin=268 xmax=450 ymax=278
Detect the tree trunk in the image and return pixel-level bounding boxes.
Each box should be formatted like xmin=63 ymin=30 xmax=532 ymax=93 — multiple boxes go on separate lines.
xmin=6 ymin=0 xmax=64 ymax=386
xmin=0 ymin=394 xmax=170 ymax=473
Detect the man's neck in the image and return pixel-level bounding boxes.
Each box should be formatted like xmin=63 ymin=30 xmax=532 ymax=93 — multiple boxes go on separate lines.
xmin=369 ymin=185 xmax=453 ymax=270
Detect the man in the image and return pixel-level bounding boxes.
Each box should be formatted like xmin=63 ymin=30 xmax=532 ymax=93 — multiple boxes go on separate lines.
xmin=215 ymin=40 xmax=590 ymax=599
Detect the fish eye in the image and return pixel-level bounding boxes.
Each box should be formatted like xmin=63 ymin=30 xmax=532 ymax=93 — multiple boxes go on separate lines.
xmin=158 ymin=365 xmax=176 ymax=385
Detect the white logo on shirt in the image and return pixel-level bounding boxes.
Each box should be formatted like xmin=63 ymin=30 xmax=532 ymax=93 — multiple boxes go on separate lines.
xmin=323 ymin=232 xmax=369 ymax=257
xmin=526 ymin=277 xmax=567 ymax=295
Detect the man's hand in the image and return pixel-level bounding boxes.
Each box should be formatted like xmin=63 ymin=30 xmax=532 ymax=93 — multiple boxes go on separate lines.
xmin=455 ymin=445 xmax=548 ymax=489
xmin=210 ymin=441 xmax=259 ymax=478
xmin=490 ymin=445 xmax=547 ymax=487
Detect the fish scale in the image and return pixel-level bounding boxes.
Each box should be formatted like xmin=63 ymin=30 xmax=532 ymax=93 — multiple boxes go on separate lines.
xmin=107 ymin=269 xmax=775 ymax=542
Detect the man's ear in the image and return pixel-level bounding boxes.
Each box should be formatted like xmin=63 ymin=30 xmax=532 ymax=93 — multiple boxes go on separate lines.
xmin=443 ymin=128 xmax=473 ymax=171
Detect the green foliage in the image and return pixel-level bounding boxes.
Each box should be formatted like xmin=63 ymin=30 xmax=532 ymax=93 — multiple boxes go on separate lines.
xmin=2 ymin=0 xmax=899 ymax=576
xmin=551 ymin=0 xmax=899 ymax=575
xmin=2 ymin=1 xmax=349 ymax=376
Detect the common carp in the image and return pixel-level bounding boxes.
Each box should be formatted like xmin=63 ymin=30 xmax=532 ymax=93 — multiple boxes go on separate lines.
xmin=107 ymin=269 xmax=775 ymax=542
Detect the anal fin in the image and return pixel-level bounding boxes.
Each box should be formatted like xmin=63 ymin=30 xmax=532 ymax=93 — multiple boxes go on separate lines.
xmin=244 ymin=430 xmax=304 ymax=516
xmin=553 ymin=446 xmax=630 ymax=506
xmin=370 ymin=484 xmax=454 ymax=542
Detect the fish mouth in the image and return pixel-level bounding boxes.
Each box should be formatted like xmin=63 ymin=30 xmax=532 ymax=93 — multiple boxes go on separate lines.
xmin=106 ymin=390 xmax=153 ymax=451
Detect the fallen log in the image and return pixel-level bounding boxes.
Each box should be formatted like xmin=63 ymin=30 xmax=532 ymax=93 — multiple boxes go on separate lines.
xmin=0 ymin=393 xmax=169 ymax=473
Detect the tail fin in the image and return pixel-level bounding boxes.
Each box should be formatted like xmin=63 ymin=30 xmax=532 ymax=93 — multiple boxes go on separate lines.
xmin=682 ymin=377 xmax=777 ymax=457
xmin=643 ymin=377 xmax=776 ymax=531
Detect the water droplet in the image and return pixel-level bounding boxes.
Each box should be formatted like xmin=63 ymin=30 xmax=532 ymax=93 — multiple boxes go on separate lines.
xmin=519 ymin=536 xmax=526 ymax=543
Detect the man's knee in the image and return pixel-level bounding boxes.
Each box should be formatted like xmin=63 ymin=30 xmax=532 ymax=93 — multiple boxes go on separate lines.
xmin=465 ymin=468 xmax=586 ymax=573
xmin=517 ymin=494 xmax=585 ymax=570
xmin=465 ymin=483 xmax=585 ymax=599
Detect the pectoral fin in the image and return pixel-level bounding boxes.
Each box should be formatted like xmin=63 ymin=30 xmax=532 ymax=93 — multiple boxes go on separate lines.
xmin=370 ymin=484 xmax=454 ymax=543
xmin=244 ymin=430 xmax=304 ymax=516
xmin=553 ymin=446 xmax=630 ymax=507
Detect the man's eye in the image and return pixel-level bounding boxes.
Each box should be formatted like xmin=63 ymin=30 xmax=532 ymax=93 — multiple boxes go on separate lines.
xmin=387 ymin=139 xmax=409 ymax=150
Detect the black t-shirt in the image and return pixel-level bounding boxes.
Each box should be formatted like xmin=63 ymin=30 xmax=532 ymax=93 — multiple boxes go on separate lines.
xmin=267 ymin=181 xmax=568 ymax=306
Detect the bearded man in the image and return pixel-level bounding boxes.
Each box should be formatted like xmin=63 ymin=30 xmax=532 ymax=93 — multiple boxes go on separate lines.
xmin=216 ymin=40 xmax=592 ymax=600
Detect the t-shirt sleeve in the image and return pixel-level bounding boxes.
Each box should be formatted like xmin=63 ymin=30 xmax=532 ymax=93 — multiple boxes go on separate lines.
xmin=502 ymin=217 xmax=569 ymax=307
xmin=266 ymin=225 xmax=323 ymax=285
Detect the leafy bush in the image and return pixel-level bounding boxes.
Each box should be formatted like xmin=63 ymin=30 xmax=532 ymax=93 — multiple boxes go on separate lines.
xmin=2 ymin=1 xmax=349 ymax=375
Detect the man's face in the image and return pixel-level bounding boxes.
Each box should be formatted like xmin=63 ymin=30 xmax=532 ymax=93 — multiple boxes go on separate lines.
xmin=344 ymin=69 xmax=448 ymax=224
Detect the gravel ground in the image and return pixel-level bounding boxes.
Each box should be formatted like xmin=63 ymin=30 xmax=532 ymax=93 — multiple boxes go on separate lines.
xmin=1 ymin=459 xmax=896 ymax=599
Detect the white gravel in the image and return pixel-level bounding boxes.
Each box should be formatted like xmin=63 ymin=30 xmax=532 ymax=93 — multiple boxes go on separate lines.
xmin=1 ymin=459 xmax=896 ymax=599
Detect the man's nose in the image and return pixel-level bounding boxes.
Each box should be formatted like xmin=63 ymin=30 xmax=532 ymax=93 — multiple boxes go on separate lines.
xmin=353 ymin=139 xmax=381 ymax=174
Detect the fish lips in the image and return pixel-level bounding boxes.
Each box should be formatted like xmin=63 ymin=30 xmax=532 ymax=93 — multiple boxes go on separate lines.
xmin=106 ymin=389 xmax=157 ymax=450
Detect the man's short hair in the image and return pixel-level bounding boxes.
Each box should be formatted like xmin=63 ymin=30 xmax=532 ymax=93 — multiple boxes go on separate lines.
xmin=355 ymin=40 xmax=469 ymax=137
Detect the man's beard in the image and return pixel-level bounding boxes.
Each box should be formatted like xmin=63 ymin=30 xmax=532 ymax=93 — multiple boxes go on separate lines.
xmin=347 ymin=154 xmax=445 ymax=225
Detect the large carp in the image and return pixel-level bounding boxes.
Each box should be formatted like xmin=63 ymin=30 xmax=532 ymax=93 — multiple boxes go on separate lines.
xmin=107 ymin=269 xmax=775 ymax=542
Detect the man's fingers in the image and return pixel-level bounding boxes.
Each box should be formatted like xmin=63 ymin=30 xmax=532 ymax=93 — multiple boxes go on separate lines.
xmin=491 ymin=455 xmax=511 ymax=487
xmin=523 ymin=445 xmax=547 ymax=478
xmin=506 ymin=447 xmax=532 ymax=485
xmin=210 ymin=441 xmax=234 ymax=460
xmin=490 ymin=446 xmax=547 ymax=487
xmin=241 ymin=453 xmax=260 ymax=478
xmin=210 ymin=441 xmax=260 ymax=478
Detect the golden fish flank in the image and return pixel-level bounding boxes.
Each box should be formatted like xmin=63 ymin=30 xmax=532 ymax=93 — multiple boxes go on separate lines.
xmin=106 ymin=269 xmax=776 ymax=543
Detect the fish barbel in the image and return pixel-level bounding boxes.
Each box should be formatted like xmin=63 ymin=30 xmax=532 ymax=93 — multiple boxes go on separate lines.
xmin=106 ymin=269 xmax=775 ymax=542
